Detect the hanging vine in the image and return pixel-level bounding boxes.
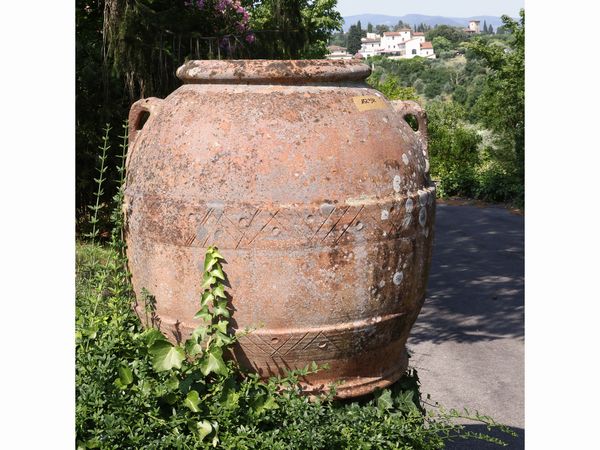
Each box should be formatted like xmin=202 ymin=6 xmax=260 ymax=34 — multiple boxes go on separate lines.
xmin=102 ymin=0 xmax=256 ymax=99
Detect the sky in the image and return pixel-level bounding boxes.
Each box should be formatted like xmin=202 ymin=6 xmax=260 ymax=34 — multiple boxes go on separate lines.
xmin=337 ymin=0 xmax=524 ymax=18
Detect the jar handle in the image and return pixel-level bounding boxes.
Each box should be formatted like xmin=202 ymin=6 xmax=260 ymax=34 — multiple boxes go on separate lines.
xmin=128 ymin=97 xmax=163 ymax=148
xmin=390 ymin=100 xmax=428 ymax=154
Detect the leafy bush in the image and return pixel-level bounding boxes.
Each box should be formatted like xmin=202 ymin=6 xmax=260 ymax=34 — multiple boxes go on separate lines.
xmin=367 ymin=74 xmax=419 ymax=102
xmin=426 ymin=101 xmax=481 ymax=198
xmin=431 ymin=36 xmax=453 ymax=54
xmin=474 ymin=147 xmax=524 ymax=207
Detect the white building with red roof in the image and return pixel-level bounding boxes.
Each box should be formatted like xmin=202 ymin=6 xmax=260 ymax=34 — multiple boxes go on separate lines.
xmin=419 ymin=41 xmax=435 ymax=58
xmin=356 ymin=27 xmax=436 ymax=59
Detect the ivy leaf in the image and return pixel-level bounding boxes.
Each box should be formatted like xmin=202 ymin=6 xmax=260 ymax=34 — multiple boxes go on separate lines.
xmin=185 ymin=338 xmax=203 ymax=357
xmin=184 ymin=390 xmax=201 ymax=413
xmin=142 ymin=328 xmax=167 ymax=347
xmin=201 ymin=273 xmax=216 ymax=289
xmin=250 ymin=394 xmax=279 ymax=415
xmin=213 ymin=299 xmax=230 ymax=318
xmin=200 ymin=346 xmax=228 ymax=376
xmin=117 ymin=366 xmax=133 ymax=386
xmin=200 ymin=291 xmax=214 ymax=307
xmin=162 ymin=392 xmax=178 ymax=405
xmin=203 ymin=255 xmax=217 ymax=272
xmin=210 ymin=248 xmax=224 ymax=260
xmin=214 ymin=331 xmax=234 ymax=347
xmin=376 ymin=389 xmax=394 ymax=411
xmin=210 ymin=266 xmax=225 ymax=280
xmin=188 ymin=419 xmax=213 ymax=441
xmin=212 ymin=284 xmax=227 ymax=299
xmin=149 ymin=340 xmax=185 ymax=372
xmin=215 ymin=320 xmax=229 ymax=334
xmin=219 ymin=378 xmax=240 ymax=410
xmin=166 ymin=375 xmax=180 ymax=391
xmin=397 ymin=390 xmax=419 ymax=412
xmin=194 ymin=306 xmax=212 ymax=322
xmin=179 ymin=372 xmax=202 ymax=395
xmin=139 ymin=380 xmax=152 ymax=396
xmin=191 ymin=325 xmax=208 ymax=342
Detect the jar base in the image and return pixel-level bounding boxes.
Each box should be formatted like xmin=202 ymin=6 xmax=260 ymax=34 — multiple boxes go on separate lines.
xmin=300 ymin=348 xmax=409 ymax=399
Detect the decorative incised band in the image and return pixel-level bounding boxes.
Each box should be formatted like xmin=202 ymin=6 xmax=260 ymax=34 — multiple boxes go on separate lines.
xmin=237 ymin=313 xmax=408 ymax=360
xmin=152 ymin=311 xmax=410 ymax=360
xmin=125 ymin=186 xmax=436 ymax=250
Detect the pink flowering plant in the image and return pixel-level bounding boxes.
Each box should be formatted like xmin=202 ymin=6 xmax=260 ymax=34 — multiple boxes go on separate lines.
xmin=184 ymin=0 xmax=255 ymax=45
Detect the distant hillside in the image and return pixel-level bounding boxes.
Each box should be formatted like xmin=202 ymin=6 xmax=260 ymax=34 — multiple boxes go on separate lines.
xmin=341 ymin=13 xmax=508 ymax=32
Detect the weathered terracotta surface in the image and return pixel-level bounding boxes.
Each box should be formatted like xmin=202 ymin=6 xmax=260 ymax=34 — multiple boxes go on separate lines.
xmin=124 ymin=59 xmax=436 ymax=398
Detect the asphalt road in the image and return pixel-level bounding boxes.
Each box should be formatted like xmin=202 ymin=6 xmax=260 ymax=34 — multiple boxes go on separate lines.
xmin=407 ymin=202 xmax=524 ymax=449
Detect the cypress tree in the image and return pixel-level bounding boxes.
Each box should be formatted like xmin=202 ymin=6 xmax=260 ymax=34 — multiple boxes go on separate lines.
xmin=347 ymin=24 xmax=363 ymax=55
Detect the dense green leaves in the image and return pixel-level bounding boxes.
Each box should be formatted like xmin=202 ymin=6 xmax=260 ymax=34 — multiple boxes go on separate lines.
xmin=427 ymin=101 xmax=482 ymax=198
xmin=425 ymin=24 xmax=469 ymax=44
xmin=249 ymin=0 xmax=342 ymax=59
xmin=249 ymin=393 xmax=279 ymax=415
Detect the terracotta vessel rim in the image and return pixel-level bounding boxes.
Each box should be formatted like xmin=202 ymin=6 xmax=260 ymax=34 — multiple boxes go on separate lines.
xmin=176 ymin=59 xmax=371 ymax=84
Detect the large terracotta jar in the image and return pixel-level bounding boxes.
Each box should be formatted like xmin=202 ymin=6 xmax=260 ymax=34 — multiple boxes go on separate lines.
xmin=124 ymin=60 xmax=436 ymax=398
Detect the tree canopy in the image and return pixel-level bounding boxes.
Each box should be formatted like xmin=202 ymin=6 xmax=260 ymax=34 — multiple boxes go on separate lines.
xmin=469 ymin=9 xmax=525 ymax=184
xmin=425 ymin=25 xmax=468 ymax=44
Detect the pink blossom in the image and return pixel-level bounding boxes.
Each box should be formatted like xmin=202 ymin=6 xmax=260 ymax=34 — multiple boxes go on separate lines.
xmin=215 ymin=0 xmax=226 ymax=12
xmin=245 ymin=33 xmax=255 ymax=44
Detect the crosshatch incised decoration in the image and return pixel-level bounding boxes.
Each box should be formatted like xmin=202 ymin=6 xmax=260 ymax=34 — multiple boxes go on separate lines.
xmin=130 ymin=186 xmax=436 ymax=250
xmin=235 ymin=313 xmax=408 ymax=360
